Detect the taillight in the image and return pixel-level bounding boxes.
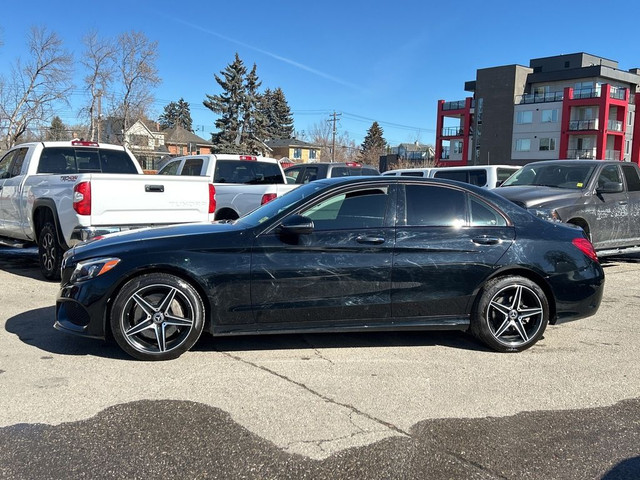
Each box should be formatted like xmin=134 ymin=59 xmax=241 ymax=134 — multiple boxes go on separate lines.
xmin=261 ymin=193 xmax=277 ymax=205
xmin=239 ymin=155 xmax=257 ymax=161
xmin=71 ymin=140 xmax=99 ymax=147
xmin=73 ymin=181 xmax=92 ymax=215
xmin=572 ymin=237 xmax=599 ymax=262
xmin=208 ymin=184 xmax=216 ymax=214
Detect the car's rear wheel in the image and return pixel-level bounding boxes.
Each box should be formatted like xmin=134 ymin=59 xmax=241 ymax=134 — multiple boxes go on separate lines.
xmin=38 ymin=222 xmax=63 ymax=281
xmin=471 ymin=276 xmax=548 ymax=352
xmin=110 ymin=273 xmax=205 ymax=361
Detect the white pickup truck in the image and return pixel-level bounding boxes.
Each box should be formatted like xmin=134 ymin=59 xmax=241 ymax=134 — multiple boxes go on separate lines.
xmin=157 ymin=154 xmax=299 ymax=220
xmin=0 ymin=140 xmax=215 ymax=279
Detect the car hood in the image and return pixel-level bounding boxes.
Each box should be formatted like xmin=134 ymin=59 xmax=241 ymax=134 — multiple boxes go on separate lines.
xmin=69 ymin=221 xmax=243 ymax=258
xmin=494 ymin=186 xmax=582 ymax=208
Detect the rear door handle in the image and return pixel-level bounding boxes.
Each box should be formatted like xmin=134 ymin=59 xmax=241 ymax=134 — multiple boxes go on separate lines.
xmin=356 ymin=235 xmax=385 ymax=244
xmin=145 ymin=184 xmax=165 ymax=193
xmin=472 ymin=236 xmax=501 ymax=245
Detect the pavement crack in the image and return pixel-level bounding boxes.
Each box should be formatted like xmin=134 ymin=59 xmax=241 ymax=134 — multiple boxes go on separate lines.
xmin=221 ymin=351 xmax=409 ymax=437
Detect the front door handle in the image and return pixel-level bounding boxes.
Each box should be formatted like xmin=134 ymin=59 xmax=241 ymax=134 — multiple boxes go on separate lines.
xmin=472 ymin=236 xmax=501 ymax=245
xmin=356 ymin=235 xmax=385 ymax=244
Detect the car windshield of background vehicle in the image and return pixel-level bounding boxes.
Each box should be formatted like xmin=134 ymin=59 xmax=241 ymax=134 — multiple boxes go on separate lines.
xmin=501 ymin=164 xmax=596 ymax=189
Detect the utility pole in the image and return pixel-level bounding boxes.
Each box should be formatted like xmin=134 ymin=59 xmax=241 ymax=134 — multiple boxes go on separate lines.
xmin=328 ymin=111 xmax=341 ymax=162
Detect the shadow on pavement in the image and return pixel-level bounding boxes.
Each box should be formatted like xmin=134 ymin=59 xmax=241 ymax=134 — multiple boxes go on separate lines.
xmin=4 ymin=307 xmax=129 ymax=360
xmin=5 ymin=306 xmax=488 ymax=360
xmin=0 ymin=246 xmax=46 ymax=281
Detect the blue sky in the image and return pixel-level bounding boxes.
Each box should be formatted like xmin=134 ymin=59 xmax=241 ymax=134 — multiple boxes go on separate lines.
xmin=1 ymin=0 xmax=639 ymax=147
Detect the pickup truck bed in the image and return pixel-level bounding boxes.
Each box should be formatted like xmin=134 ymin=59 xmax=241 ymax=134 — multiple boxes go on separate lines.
xmin=0 ymin=140 xmax=215 ymax=279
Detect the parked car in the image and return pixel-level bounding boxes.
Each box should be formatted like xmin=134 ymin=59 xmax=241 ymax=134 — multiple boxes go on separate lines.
xmin=284 ymin=162 xmax=379 ymax=184
xmin=55 ymin=176 xmax=604 ymax=361
xmin=494 ymin=160 xmax=640 ymax=255
xmin=381 ymin=165 xmax=520 ymax=188
xmin=157 ymin=154 xmax=299 ymax=220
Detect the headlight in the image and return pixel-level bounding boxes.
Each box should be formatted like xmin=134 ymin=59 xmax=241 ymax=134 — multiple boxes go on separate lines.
xmin=528 ymin=208 xmax=561 ymax=223
xmin=71 ymin=257 xmax=120 ymax=283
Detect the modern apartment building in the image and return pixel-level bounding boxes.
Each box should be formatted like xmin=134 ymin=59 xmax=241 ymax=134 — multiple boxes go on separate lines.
xmin=435 ymin=53 xmax=640 ymax=166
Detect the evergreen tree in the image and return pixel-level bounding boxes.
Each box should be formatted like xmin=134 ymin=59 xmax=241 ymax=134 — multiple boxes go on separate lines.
xmin=242 ymin=64 xmax=269 ymax=155
xmin=158 ymin=98 xmax=193 ymax=131
xmin=203 ymin=53 xmax=247 ymax=153
xmin=360 ymin=121 xmax=387 ymax=166
xmin=47 ymin=116 xmax=67 ymax=141
xmin=271 ymin=88 xmax=294 ymax=139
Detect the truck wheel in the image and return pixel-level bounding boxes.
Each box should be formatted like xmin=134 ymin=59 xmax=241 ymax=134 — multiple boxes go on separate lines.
xmin=38 ymin=222 xmax=63 ymax=281
xmin=110 ymin=273 xmax=205 ymax=361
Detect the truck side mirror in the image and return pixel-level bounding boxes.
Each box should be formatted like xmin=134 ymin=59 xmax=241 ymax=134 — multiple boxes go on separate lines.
xmin=596 ymin=182 xmax=623 ymax=194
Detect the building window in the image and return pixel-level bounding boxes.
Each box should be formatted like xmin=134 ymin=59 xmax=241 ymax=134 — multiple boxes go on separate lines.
xmin=453 ymin=141 xmax=463 ymax=154
xmin=309 ymin=149 xmax=317 ymax=160
xmin=539 ymin=138 xmax=556 ymax=151
xmin=293 ymin=148 xmax=302 ymax=159
xmin=515 ymin=139 xmax=531 ymax=151
xmin=541 ymin=109 xmax=558 ymax=123
xmin=629 ymin=112 xmax=633 ymax=126
xmin=516 ymin=111 xmax=533 ymax=124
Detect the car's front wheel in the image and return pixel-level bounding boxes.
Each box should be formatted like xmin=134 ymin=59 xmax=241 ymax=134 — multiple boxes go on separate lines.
xmin=110 ymin=273 xmax=205 ymax=361
xmin=471 ymin=275 xmax=549 ymax=352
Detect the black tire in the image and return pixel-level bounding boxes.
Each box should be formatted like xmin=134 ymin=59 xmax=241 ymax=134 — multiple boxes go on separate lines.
xmin=38 ymin=222 xmax=63 ymax=281
xmin=471 ymin=275 xmax=549 ymax=352
xmin=110 ymin=273 xmax=205 ymax=361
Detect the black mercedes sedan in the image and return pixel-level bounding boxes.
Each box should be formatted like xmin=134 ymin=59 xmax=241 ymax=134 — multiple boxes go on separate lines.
xmin=55 ymin=177 xmax=605 ymax=361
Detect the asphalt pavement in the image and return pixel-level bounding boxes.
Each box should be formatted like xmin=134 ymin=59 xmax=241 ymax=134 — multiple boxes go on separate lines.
xmin=0 ymin=247 xmax=639 ymax=479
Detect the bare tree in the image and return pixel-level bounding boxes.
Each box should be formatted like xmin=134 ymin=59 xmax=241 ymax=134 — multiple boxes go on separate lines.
xmin=0 ymin=26 xmax=73 ymax=149
xmin=112 ymin=31 xmax=161 ymax=135
xmin=81 ymin=30 xmax=116 ymax=141
xmin=305 ymin=121 xmax=358 ymax=163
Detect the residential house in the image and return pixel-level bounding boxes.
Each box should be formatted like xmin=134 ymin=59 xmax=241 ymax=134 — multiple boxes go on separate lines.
xmin=163 ymin=126 xmax=215 ymax=156
xmin=265 ymin=138 xmax=321 ymax=165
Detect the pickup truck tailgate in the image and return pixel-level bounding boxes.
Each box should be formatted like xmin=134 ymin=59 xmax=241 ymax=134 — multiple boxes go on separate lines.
xmin=87 ymin=174 xmax=213 ymax=225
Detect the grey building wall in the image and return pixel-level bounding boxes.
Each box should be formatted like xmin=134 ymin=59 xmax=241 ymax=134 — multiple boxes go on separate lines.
xmin=473 ymin=65 xmax=531 ymax=165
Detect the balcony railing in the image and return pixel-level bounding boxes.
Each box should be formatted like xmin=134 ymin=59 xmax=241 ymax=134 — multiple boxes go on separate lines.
xmin=605 ymin=150 xmax=621 ymax=161
xmin=608 ymin=119 xmax=623 ymax=132
xmin=572 ymin=87 xmax=601 ymax=99
xmin=610 ymin=87 xmax=626 ymax=100
xmin=442 ymin=100 xmax=466 ymax=111
xmin=516 ymin=92 xmax=564 ymax=104
xmin=441 ymin=127 xmax=464 ymax=136
xmin=569 ymin=119 xmax=599 ymax=131
xmin=566 ymin=148 xmax=596 ymax=159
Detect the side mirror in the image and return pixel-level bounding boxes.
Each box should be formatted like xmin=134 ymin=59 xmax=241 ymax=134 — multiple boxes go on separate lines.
xmin=278 ymin=214 xmax=314 ymax=235
xmin=596 ymin=181 xmax=624 ymax=194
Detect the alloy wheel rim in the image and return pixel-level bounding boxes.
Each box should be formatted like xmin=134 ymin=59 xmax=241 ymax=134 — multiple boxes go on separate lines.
xmin=485 ymin=284 xmax=544 ymax=347
xmin=41 ymin=232 xmax=55 ymax=272
xmin=121 ymin=283 xmax=195 ymax=355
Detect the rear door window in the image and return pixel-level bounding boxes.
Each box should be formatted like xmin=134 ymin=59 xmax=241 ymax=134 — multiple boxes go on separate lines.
xmin=468 ymin=170 xmax=488 ymax=186
xmin=330 ymin=167 xmax=350 ymax=178
xmin=404 ymin=185 xmax=466 ymax=227
xmin=434 ymin=170 xmax=468 ymax=183
xmin=622 ymin=165 xmax=640 ymax=191
xmin=181 ymin=158 xmax=205 ymax=176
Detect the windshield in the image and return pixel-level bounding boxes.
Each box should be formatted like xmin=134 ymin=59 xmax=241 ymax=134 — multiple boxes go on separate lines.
xmin=235 ymin=182 xmax=328 ymax=227
xmin=501 ymin=163 xmax=596 ymax=189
